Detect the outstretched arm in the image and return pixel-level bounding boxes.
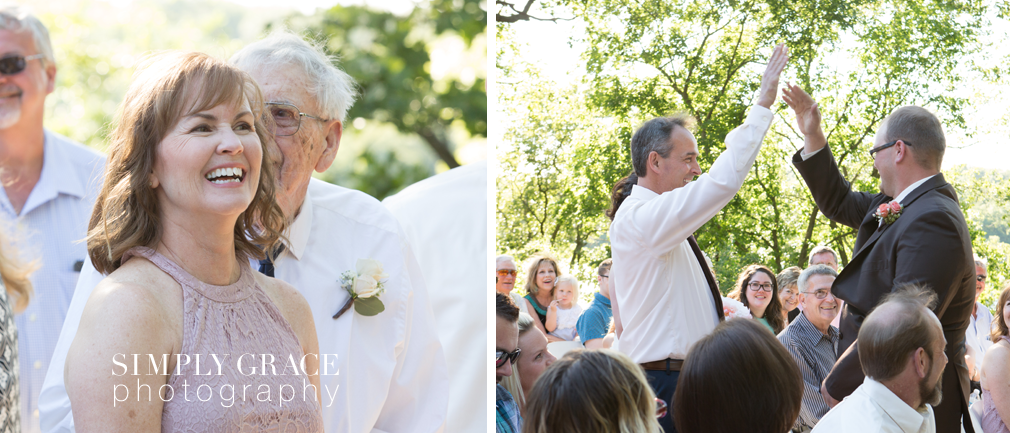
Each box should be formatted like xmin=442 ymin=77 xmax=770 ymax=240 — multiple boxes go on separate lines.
xmin=782 ymin=83 xmax=826 ymax=155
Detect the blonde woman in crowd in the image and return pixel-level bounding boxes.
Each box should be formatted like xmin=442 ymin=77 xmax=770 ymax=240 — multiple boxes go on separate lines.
xmin=522 ymin=253 xmax=561 ymax=339
xmin=522 ymin=349 xmax=662 ymax=433
xmin=500 ymin=313 xmax=557 ymax=417
xmin=980 ymin=284 xmax=1010 ymax=433
xmin=0 ymin=228 xmax=34 ymax=432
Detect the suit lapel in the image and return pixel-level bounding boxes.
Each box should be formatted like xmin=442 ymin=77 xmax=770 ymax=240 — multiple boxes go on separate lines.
xmin=848 ymin=174 xmax=949 ymax=261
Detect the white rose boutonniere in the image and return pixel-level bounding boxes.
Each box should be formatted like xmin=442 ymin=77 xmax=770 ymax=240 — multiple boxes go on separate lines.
xmin=333 ymin=258 xmax=390 ymax=319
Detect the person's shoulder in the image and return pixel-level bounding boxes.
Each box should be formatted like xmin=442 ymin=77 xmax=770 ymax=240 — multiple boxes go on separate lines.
xmin=307 ymin=178 xmax=401 ymax=235
xmin=46 ymin=129 xmax=106 ymax=164
xmin=383 ymin=161 xmax=486 ymax=208
xmin=983 ymin=338 xmax=1010 ymax=370
xmin=255 ymin=272 xmax=313 ymax=324
xmin=86 ymin=259 xmax=179 ymax=325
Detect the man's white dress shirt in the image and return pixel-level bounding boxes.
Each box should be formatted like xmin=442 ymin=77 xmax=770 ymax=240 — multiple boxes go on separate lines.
xmin=39 ymin=177 xmax=448 ymax=433
xmin=0 ymin=130 xmax=104 ymax=433
xmin=812 ymin=377 xmax=935 ymax=433
xmin=383 ymin=161 xmax=487 ymax=433
xmin=966 ymin=301 xmax=994 ymax=364
xmin=609 ymin=106 xmax=772 ymax=363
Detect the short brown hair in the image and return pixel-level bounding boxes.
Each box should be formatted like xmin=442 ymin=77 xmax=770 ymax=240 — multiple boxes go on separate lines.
xmin=497 ymin=292 xmax=520 ymax=323
xmin=524 ymin=253 xmax=560 ymax=298
xmin=859 ymin=283 xmax=939 ymax=381
xmin=776 ymin=266 xmax=801 ymax=291
xmin=597 ymin=258 xmax=613 ymax=276
xmin=992 ymin=284 xmax=1010 ymax=342
xmin=87 ymin=51 xmax=285 ymax=274
xmin=882 ymin=106 xmax=945 ymax=171
xmin=523 ymin=349 xmax=661 ymax=433
xmin=674 ymin=319 xmax=802 ymax=433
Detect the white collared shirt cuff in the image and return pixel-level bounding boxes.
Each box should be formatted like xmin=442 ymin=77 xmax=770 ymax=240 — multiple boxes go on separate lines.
xmin=800 ymin=147 xmax=824 ymax=161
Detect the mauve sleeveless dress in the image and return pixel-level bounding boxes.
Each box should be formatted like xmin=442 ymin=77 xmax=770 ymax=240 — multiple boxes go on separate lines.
xmin=982 ymin=335 xmax=1010 ymax=433
xmin=123 ymin=247 xmax=323 ymax=432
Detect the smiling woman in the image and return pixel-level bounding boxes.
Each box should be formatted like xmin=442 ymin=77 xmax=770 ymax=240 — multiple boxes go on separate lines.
xmin=65 ymin=51 xmax=324 ymax=432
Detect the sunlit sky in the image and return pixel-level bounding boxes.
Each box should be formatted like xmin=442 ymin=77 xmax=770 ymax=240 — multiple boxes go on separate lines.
xmin=505 ymin=3 xmax=1010 ymax=172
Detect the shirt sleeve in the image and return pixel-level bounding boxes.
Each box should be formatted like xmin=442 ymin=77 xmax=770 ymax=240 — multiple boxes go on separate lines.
xmin=576 ymin=307 xmax=607 ymax=342
xmin=370 ymin=235 xmax=449 ymax=433
xmin=39 ymin=256 xmax=106 ymax=433
xmin=629 ymin=106 xmax=774 ymax=253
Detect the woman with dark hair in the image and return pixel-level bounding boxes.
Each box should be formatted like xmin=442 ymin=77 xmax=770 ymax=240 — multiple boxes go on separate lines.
xmin=980 ymin=284 xmax=1010 ymax=433
xmin=606 ymin=171 xmax=638 ymax=221
xmin=728 ymin=264 xmax=785 ymax=334
xmin=674 ymin=319 xmax=802 ymax=433
xmin=522 ymin=253 xmax=561 ymax=339
xmin=523 ymin=349 xmax=662 ymax=433
xmin=65 ymin=52 xmax=322 ymax=431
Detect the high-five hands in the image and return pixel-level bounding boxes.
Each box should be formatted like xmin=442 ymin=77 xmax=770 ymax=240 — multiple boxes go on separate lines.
xmin=756 ymin=44 xmax=789 ymax=109
xmin=783 ymin=83 xmax=827 ymax=154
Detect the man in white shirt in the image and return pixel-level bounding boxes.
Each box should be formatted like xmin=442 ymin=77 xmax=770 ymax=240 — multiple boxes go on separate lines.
xmin=813 ymin=284 xmax=946 ymax=433
xmin=383 ymin=161 xmax=487 ymax=433
xmin=965 ymin=255 xmax=993 ymax=384
xmin=0 ymin=7 xmax=106 ymax=433
xmin=607 ymin=44 xmax=787 ymax=433
xmin=39 ymin=32 xmax=447 ymax=433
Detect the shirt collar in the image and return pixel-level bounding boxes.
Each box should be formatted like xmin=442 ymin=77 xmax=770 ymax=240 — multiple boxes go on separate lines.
xmin=593 ymin=292 xmax=612 ymax=308
xmin=17 ymin=130 xmax=87 ymax=215
xmin=630 ymin=184 xmax=660 ymax=200
xmin=282 ymin=192 xmax=314 ymax=261
xmin=894 ymin=174 xmax=936 ymax=205
xmin=862 ymin=377 xmax=934 ymax=431
xmin=794 ymin=310 xmax=838 ymax=347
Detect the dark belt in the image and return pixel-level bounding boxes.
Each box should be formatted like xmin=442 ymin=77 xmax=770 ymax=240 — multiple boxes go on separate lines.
xmin=640 ymin=358 xmax=684 ymax=372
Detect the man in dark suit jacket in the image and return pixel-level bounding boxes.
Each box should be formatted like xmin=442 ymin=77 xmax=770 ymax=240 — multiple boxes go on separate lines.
xmin=783 ymin=84 xmax=976 ymax=432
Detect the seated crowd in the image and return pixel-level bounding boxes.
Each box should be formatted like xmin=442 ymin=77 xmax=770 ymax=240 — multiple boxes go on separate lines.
xmin=495 ymin=249 xmax=1010 ymax=433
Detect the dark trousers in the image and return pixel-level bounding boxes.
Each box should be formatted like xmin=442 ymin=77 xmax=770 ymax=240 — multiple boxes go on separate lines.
xmin=645 ymin=369 xmax=680 ymax=433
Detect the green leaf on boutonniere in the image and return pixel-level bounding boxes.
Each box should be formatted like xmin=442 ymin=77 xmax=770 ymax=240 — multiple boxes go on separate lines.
xmin=354 ymin=296 xmax=385 ymax=316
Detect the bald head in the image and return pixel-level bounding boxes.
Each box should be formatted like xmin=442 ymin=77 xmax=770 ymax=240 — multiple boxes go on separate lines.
xmin=859 ymin=284 xmax=941 ymax=381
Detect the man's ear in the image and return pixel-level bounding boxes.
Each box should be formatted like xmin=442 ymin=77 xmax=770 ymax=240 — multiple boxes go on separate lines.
xmin=913 ymin=347 xmax=928 ymax=378
xmin=647 ymin=151 xmax=662 ymax=175
xmin=44 ymin=62 xmax=57 ymax=94
xmin=314 ymin=120 xmax=343 ymax=173
xmin=894 ymin=140 xmax=910 ymax=164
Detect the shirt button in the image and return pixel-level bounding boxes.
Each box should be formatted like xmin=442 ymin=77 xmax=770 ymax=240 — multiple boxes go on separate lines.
xmin=29 ymin=313 xmax=36 ymax=321
xmin=34 ymin=360 xmax=42 ymax=369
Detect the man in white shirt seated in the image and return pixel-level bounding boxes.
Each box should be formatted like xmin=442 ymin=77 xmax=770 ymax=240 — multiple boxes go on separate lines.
xmin=813 ymin=284 xmax=946 ymax=433
xmin=607 ymin=44 xmax=788 ymax=433
xmin=39 ymin=32 xmax=448 ymax=433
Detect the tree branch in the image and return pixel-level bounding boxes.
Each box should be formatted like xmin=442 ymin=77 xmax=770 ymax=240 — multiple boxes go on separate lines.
xmin=496 ymin=0 xmax=573 ymax=23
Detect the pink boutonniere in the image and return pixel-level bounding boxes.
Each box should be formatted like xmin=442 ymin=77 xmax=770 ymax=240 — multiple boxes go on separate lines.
xmin=875 ymin=200 xmax=903 ymax=226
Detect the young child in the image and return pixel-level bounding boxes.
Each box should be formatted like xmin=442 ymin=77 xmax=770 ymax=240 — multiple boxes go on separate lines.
xmin=547 ymin=275 xmax=583 ymax=341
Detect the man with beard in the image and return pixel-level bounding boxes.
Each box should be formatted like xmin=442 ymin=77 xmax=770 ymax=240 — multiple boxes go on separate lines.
xmin=812 ymin=284 xmax=946 ymax=433
xmin=0 ymin=7 xmax=105 ymax=432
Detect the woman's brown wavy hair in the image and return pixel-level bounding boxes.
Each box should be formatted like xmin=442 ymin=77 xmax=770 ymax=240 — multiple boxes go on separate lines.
xmin=87 ymin=51 xmax=286 ymax=274
xmin=728 ymin=264 xmax=785 ymax=334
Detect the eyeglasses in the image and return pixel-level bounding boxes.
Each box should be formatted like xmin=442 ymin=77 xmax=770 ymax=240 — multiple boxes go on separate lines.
xmin=747 ymin=282 xmax=773 ymax=292
xmin=0 ymin=54 xmax=44 ymax=76
xmin=803 ymin=289 xmax=835 ymax=300
xmin=266 ymin=102 xmax=329 ymax=137
xmin=495 ymin=348 xmax=521 ymax=367
xmin=869 ymin=140 xmax=912 ymax=158
xmin=496 ymin=269 xmax=517 ymax=278
xmin=599 ymin=274 xmax=609 ymax=279
xmin=977 ymin=275 xmax=987 ymax=282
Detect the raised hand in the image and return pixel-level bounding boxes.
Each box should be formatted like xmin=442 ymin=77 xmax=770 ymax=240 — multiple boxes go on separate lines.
xmin=783 ymin=83 xmax=827 ymax=153
xmin=782 ymin=83 xmax=823 ymax=137
xmin=549 ymin=300 xmax=558 ymax=311
xmin=756 ymin=44 xmax=789 ymax=109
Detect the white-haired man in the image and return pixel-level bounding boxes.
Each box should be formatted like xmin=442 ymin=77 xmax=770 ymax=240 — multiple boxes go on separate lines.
xmin=39 ymin=32 xmax=447 ymax=433
xmin=0 ymin=6 xmax=105 ymax=432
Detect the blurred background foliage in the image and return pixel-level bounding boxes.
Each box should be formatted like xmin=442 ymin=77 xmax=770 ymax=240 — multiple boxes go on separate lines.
xmin=496 ymin=0 xmax=1010 ymax=308
xmin=31 ymin=0 xmax=486 ymax=201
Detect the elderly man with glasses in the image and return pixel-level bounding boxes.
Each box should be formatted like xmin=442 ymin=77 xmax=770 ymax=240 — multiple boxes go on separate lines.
xmin=40 ymin=32 xmax=447 ymax=433
xmin=785 ymin=85 xmax=976 ymax=432
xmin=0 ymin=7 xmax=106 ymax=432
xmin=778 ymin=264 xmax=840 ymax=432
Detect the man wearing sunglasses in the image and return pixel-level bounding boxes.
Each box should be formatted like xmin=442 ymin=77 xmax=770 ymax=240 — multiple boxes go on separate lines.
xmin=785 ymin=85 xmax=976 ymax=432
xmin=0 ymin=7 xmax=106 ymax=433
xmin=495 ymin=293 xmax=522 ymax=433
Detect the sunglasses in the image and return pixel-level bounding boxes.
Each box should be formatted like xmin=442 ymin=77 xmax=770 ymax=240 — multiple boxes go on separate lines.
xmin=0 ymin=54 xmax=45 ymax=76
xmin=496 ymin=269 xmax=517 ymax=278
xmin=495 ymin=348 xmax=521 ymax=368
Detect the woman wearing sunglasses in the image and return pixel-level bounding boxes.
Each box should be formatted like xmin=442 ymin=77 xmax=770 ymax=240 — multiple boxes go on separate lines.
xmin=728 ymin=264 xmax=786 ymax=334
